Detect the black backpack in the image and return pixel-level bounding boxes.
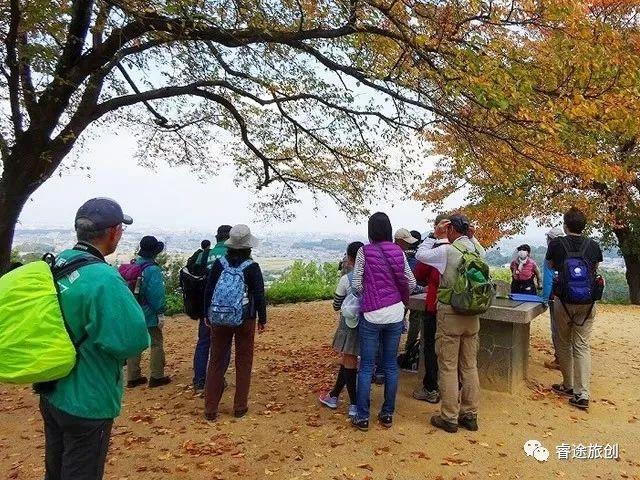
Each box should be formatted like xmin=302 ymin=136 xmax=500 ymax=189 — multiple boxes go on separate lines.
xmin=180 ymin=250 xmax=210 ymax=320
xmin=397 ymin=339 xmax=420 ymax=371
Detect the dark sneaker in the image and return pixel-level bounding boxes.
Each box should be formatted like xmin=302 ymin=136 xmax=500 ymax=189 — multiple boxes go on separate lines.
xmin=430 ymin=414 xmax=458 ymax=433
xmin=204 ymin=412 xmax=218 ymax=421
xmin=126 ymin=376 xmax=148 ymax=388
xmin=373 ymin=374 xmax=385 ymax=385
xmin=459 ymin=414 xmax=479 ymax=431
xmin=149 ymin=376 xmax=171 ymax=388
xmin=234 ymin=408 xmax=248 ymax=418
xmin=378 ymin=413 xmax=393 ymax=428
xmin=552 ymin=384 xmax=574 ymax=397
xmin=569 ymin=396 xmax=589 ymax=411
xmin=351 ymin=417 xmax=369 ymax=432
xmin=413 ymin=387 xmax=441 ymax=404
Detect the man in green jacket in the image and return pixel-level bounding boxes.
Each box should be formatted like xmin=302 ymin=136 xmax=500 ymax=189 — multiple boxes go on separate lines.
xmin=40 ymin=198 xmax=149 ymax=480
xmin=126 ymin=235 xmax=170 ymax=388
xmin=193 ymin=225 xmax=231 ymax=392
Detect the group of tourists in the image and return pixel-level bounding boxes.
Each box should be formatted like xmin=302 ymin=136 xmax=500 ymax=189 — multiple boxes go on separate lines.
xmin=319 ymin=207 xmax=603 ymax=433
xmin=0 ymin=196 xmax=604 ymax=480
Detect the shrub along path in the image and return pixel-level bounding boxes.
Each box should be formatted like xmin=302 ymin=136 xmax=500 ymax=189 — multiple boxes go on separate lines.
xmin=1 ymin=302 xmax=639 ymax=479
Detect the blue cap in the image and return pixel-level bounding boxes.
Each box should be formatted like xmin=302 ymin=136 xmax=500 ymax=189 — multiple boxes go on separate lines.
xmin=75 ymin=198 xmax=133 ymax=231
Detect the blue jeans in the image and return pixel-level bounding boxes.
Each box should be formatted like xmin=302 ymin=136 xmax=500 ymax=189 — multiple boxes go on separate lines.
xmin=193 ymin=319 xmax=231 ymax=388
xmin=356 ymin=319 xmax=403 ymax=420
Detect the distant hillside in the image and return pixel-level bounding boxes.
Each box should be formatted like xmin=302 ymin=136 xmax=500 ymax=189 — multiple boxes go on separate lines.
xmin=291 ymin=239 xmax=348 ymax=251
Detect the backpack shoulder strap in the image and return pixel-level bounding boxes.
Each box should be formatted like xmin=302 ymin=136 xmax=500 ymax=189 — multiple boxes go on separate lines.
xmin=49 ymin=255 xmax=104 ymax=281
xmin=238 ymin=259 xmax=254 ymax=271
xmin=219 ymin=256 xmax=230 ymax=269
xmin=578 ymin=237 xmax=591 ymax=258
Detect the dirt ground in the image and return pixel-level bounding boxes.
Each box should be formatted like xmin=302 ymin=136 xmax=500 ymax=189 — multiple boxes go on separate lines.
xmin=1 ymin=302 xmax=639 ymax=480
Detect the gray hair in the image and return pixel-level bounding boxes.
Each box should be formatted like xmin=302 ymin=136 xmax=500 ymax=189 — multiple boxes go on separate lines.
xmin=75 ymin=218 xmax=111 ymax=243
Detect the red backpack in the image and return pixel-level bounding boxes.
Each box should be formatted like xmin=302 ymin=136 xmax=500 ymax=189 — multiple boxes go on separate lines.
xmin=118 ymin=261 xmax=154 ymax=298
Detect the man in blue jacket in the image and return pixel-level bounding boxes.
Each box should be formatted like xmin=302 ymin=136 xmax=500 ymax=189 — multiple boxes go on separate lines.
xmin=126 ymin=236 xmax=170 ymax=388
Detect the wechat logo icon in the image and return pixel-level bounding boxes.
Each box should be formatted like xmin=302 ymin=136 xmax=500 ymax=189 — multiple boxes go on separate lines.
xmin=524 ymin=440 xmax=550 ymax=462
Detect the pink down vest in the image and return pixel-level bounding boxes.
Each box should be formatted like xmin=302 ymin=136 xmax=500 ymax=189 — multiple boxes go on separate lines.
xmin=360 ymin=242 xmax=409 ymax=313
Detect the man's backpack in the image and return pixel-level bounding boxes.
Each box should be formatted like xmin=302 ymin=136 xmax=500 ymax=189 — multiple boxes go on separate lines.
xmin=554 ymin=237 xmax=601 ymax=305
xmin=118 ymin=261 xmax=154 ymax=299
xmin=180 ymin=249 xmax=212 ymax=320
xmin=438 ymin=242 xmax=495 ymax=315
xmin=0 ymin=254 xmax=101 ymax=384
xmin=208 ymin=257 xmax=253 ymax=327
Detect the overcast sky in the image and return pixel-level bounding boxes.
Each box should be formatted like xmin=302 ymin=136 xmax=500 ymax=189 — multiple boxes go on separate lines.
xmin=16 ymin=129 xmax=550 ymax=244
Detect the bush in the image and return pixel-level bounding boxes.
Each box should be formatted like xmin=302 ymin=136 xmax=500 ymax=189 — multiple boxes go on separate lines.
xmin=266 ymin=261 xmax=339 ymax=305
xmin=165 ymin=292 xmax=185 ymax=316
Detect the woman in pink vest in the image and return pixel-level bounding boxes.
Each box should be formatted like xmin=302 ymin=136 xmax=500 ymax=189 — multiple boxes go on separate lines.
xmin=510 ymin=244 xmax=542 ymax=295
xmin=351 ymin=212 xmax=416 ymax=431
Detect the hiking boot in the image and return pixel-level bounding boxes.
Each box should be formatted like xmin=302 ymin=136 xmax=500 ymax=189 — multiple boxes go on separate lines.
xmin=126 ymin=376 xmax=147 ymax=388
xmin=348 ymin=405 xmax=358 ymax=418
xmin=544 ymin=357 xmax=560 ymax=370
xmin=351 ymin=417 xmax=369 ymax=432
xmin=318 ymin=393 xmax=339 ymax=409
xmin=569 ymin=396 xmax=589 ymax=411
xmin=413 ymin=387 xmax=441 ymax=404
xmin=430 ymin=414 xmax=458 ymax=433
xmin=378 ymin=413 xmax=393 ymax=428
xmin=459 ymin=414 xmax=479 ymax=432
xmin=149 ymin=376 xmax=171 ymax=388
xmin=234 ymin=408 xmax=249 ymax=418
xmin=552 ymin=384 xmax=574 ymax=397
xmin=204 ymin=412 xmax=218 ymax=421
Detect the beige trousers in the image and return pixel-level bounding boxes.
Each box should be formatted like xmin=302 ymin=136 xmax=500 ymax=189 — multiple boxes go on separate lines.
xmin=553 ymin=301 xmax=596 ymax=400
xmin=127 ymin=326 xmax=165 ymax=381
xmin=436 ymin=304 xmax=480 ymax=423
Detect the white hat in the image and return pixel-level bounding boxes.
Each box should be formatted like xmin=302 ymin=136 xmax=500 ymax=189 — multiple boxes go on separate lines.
xmin=546 ymin=227 xmax=564 ymax=239
xmin=225 ymin=224 xmax=260 ymax=249
xmin=394 ymin=228 xmax=418 ymax=244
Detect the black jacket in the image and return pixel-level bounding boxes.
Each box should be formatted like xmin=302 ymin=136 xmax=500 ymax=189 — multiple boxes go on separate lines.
xmin=204 ymin=257 xmax=267 ymax=325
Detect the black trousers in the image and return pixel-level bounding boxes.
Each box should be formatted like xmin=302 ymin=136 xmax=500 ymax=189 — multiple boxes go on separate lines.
xmin=40 ymin=397 xmax=113 ymax=480
xmin=422 ymin=311 xmax=439 ymax=391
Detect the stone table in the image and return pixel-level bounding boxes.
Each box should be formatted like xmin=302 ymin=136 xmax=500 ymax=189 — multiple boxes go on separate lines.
xmin=408 ymin=294 xmax=547 ymax=393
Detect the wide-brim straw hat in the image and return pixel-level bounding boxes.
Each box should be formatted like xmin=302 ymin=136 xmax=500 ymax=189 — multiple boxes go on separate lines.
xmin=225 ymin=224 xmax=259 ymax=249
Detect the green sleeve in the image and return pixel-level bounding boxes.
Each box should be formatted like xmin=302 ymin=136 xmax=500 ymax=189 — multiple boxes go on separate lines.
xmin=87 ymin=276 xmax=150 ymax=361
xmin=143 ymin=265 xmax=166 ymax=314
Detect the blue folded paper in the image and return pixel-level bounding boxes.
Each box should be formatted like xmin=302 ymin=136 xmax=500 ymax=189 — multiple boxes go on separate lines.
xmin=508 ymin=293 xmax=545 ymax=303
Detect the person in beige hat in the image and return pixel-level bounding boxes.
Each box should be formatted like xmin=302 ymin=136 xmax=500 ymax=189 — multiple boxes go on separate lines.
xmin=203 ymin=225 xmax=266 ymax=421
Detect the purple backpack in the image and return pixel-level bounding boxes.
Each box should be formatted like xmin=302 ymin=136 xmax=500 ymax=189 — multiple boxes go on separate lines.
xmin=118 ymin=261 xmax=154 ymax=297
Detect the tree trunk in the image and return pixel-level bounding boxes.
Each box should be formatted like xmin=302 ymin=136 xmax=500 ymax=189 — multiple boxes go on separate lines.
xmin=623 ymin=254 xmax=640 ymax=305
xmin=613 ymin=227 xmax=640 ymax=305
xmin=0 ymin=180 xmax=29 ymax=275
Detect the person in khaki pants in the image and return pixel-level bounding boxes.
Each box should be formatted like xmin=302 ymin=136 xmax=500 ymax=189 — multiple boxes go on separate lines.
xmin=545 ymin=208 xmax=602 ymax=411
xmin=126 ymin=236 xmax=171 ymax=389
xmin=419 ymin=214 xmax=485 ymax=433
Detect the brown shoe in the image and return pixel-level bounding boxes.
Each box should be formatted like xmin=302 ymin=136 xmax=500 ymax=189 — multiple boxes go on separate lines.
xmin=430 ymin=414 xmax=458 ymax=433
xmin=126 ymin=376 xmax=147 ymax=388
xmin=148 ymin=376 xmax=171 ymax=388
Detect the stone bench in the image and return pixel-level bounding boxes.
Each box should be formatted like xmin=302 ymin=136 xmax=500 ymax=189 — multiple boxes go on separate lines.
xmin=408 ymin=294 xmax=547 ymax=393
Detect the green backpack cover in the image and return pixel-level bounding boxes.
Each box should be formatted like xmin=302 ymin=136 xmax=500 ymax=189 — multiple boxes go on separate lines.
xmin=438 ymin=242 xmax=495 ymax=315
xmin=0 ymin=257 xmax=98 ymax=384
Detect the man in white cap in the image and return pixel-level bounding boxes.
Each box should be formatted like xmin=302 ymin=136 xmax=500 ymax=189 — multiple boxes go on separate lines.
xmin=543 ymin=227 xmax=564 ymax=370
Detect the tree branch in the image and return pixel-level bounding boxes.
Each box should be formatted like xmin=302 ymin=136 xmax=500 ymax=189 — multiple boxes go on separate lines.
xmin=54 ymin=0 xmax=95 ymax=76
xmin=5 ymin=0 xmax=23 ymax=134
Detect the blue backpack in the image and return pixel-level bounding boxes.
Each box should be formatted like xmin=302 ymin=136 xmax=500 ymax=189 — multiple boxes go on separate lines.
xmin=555 ymin=237 xmax=595 ymax=305
xmin=208 ymin=257 xmax=253 ymax=327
